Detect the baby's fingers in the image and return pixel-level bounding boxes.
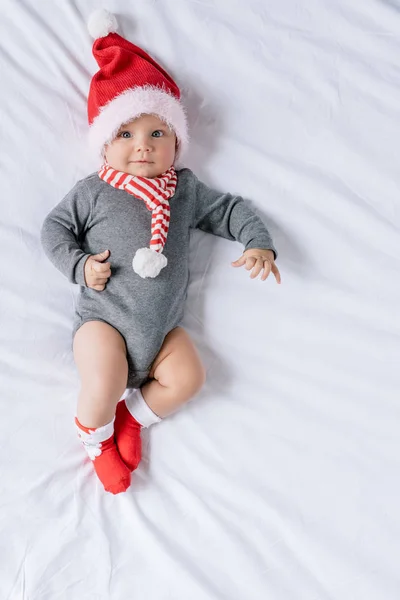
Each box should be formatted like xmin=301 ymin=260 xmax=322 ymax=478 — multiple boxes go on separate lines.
xmin=260 ymin=260 xmax=272 ymax=281
xmin=92 ymin=261 xmax=111 ymax=274
xmin=250 ymin=257 xmax=264 ymax=279
xmin=95 ymin=276 xmax=109 ymax=285
xmin=231 ymin=255 xmax=246 ymax=267
xmin=245 ymin=257 xmax=257 ymax=271
xmin=98 ymin=268 xmax=111 ymax=278
xmin=272 ymin=263 xmax=282 ymax=284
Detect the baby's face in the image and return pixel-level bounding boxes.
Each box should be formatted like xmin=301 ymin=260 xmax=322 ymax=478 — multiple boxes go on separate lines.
xmin=104 ymin=114 xmax=177 ymax=178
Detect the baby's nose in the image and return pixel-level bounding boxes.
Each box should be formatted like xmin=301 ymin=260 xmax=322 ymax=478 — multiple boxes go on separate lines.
xmin=135 ymin=137 xmax=152 ymax=151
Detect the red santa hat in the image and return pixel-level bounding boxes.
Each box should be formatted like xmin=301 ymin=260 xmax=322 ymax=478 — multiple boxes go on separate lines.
xmin=87 ymin=9 xmax=188 ymax=160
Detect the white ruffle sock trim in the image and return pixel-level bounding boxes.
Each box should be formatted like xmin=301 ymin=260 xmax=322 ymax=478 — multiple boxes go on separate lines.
xmin=125 ymin=389 xmax=161 ymax=428
xmin=75 ymin=417 xmax=115 ymax=460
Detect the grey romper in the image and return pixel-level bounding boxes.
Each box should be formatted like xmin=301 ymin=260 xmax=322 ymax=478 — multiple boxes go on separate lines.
xmin=41 ymin=168 xmax=277 ymax=389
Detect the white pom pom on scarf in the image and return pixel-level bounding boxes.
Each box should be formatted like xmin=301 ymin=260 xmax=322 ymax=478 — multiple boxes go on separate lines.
xmin=132 ymin=248 xmax=168 ymax=279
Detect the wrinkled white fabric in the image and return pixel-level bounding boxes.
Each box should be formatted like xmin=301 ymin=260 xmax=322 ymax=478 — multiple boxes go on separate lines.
xmin=1 ymin=1 xmax=400 ymax=599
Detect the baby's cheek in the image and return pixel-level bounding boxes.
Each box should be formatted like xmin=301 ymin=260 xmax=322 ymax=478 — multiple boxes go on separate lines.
xmin=103 ymin=145 xmax=113 ymax=163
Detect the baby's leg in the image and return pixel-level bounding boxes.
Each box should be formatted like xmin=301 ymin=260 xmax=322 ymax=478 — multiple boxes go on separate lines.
xmin=74 ymin=321 xmax=128 ymax=428
xmin=115 ymin=327 xmax=205 ymax=471
xmin=73 ymin=321 xmax=131 ymax=494
xmin=143 ymin=326 xmax=206 ymax=417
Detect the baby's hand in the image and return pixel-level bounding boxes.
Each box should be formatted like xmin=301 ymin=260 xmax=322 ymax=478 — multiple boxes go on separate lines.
xmin=84 ymin=250 xmax=112 ymax=291
xmin=232 ymin=248 xmax=281 ymax=283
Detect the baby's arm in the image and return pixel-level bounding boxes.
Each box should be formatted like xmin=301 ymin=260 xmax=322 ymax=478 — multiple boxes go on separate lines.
xmin=40 ymin=181 xmax=93 ymax=285
xmin=189 ymin=171 xmax=279 ymax=281
xmin=190 ymin=173 xmax=276 ymax=255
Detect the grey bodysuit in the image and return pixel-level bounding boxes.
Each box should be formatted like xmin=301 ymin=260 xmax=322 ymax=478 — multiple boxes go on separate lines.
xmin=41 ymin=168 xmax=277 ymax=388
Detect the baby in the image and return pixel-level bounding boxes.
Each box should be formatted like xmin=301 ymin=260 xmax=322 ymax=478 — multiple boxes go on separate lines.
xmin=41 ymin=10 xmax=281 ymax=494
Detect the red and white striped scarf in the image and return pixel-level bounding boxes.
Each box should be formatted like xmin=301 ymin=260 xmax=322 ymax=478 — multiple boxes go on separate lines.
xmin=98 ymin=163 xmax=177 ymax=253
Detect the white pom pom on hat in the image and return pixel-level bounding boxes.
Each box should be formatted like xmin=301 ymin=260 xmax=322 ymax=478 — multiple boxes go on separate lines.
xmin=87 ymin=9 xmax=118 ymax=39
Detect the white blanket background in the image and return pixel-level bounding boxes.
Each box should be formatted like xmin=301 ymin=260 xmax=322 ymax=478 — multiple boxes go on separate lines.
xmin=1 ymin=1 xmax=400 ymax=598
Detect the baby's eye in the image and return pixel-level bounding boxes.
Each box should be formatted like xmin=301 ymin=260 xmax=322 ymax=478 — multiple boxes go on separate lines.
xmin=152 ymin=130 xmax=164 ymax=138
xmin=118 ymin=131 xmax=132 ymax=138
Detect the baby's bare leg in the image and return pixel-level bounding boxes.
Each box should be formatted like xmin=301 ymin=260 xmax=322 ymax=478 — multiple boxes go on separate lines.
xmin=113 ymin=327 xmax=205 ymax=473
xmin=73 ymin=321 xmax=128 ymax=428
xmin=73 ymin=321 xmax=131 ymax=494
xmin=141 ymin=327 xmax=206 ymax=418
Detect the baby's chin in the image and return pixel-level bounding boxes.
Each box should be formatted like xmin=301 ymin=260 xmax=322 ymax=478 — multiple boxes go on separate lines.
xmin=125 ymin=163 xmax=164 ymax=178
xmin=104 ymin=157 xmax=174 ymax=178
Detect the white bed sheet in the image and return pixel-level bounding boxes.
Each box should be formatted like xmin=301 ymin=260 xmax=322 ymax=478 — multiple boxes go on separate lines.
xmin=1 ymin=1 xmax=400 ymax=598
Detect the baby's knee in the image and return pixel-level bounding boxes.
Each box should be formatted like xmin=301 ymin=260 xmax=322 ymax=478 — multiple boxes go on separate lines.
xmin=80 ymin=373 xmax=124 ymax=403
xmin=193 ymin=362 xmax=206 ymax=392
xmin=77 ymin=372 xmax=127 ymax=428
xmin=176 ymin=360 xmax=206 ymax=398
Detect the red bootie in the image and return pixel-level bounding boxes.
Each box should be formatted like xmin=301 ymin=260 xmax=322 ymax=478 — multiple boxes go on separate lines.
xmin=114 ymin=400 xmax=142 ymax=471
xmin=75 ymin=417 xmax=131 ymax=494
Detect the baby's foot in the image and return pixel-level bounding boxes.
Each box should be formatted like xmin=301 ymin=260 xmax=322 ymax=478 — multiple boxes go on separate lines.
xmin=114 ymin=400 xmax=142 ymax=471
xmin=75 ymin=417 xmax=131 ymax=494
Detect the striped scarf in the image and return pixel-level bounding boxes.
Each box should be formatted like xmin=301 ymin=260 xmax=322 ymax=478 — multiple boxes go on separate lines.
xmin=98 ymin=163 xmax=177 ymax=253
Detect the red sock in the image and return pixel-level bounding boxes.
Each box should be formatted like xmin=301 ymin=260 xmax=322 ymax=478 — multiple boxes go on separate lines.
xmin=114 ymin=400 xmax=142 ymax=471
xmin=75 ymin=417 xmax=131 ymax=494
